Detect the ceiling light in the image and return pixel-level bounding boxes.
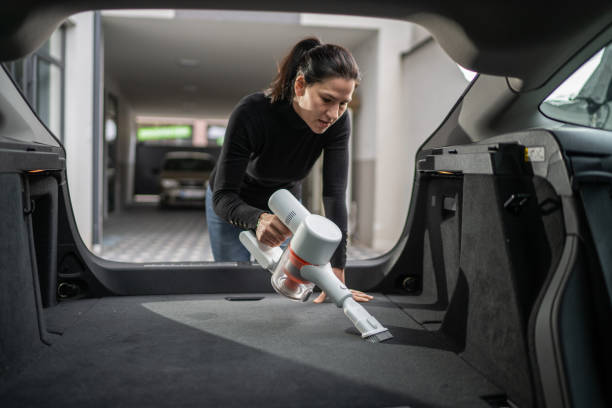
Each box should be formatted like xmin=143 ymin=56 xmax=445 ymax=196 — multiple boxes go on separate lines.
xmin=101 ymin=10 xmax=176 ymax=19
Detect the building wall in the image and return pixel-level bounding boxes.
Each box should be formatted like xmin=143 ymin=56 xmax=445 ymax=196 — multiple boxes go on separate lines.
xmin=64 ymin=12 xmax=95 ymax=249
xmin=350 ymin=33 xmax=378 ymax=246
xmin=368 ymin=21 xmax=416 ymax=252
xmin=372 ymin=26 xmax=469 ymax=252
xmin=399 ymin=28 xmax=471 ymax=229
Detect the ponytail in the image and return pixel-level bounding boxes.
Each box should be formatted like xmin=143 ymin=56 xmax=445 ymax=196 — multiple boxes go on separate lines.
xmin=266 ymin=37 xmax=360 ymax=103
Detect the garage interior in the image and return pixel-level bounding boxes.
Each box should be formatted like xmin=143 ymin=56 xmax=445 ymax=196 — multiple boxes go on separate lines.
xmin=99 ymin=11 xmax=382 ymax=262
xmin=96 ymin=10 xmax=468 ymax=263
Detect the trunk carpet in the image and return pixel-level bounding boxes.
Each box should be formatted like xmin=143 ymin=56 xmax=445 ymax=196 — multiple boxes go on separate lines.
xmin=1 ymin=294 xmax=499 ymax=407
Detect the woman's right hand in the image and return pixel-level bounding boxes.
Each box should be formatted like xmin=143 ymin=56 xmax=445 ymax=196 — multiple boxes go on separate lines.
xmin=256 ymin=213 xmax=292 ymax=247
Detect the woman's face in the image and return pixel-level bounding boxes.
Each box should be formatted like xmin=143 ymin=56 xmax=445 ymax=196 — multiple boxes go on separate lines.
xmin=292 ymin=75 xmax=355 ymax=134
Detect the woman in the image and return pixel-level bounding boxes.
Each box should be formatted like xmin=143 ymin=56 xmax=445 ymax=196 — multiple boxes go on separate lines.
xmin=205 ymin=37 xmax=372 ymax=303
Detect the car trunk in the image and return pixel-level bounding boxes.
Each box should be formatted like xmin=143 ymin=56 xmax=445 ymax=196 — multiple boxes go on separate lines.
xmin=0 ymin=168 xmax=503 ymax=406
xmin=3 ymin=2 xmax=612 ymax=406
xmin=1 ymin=294 xmax=504 ymax=407
xmin=0 ymin=129 xmax=570 ymax=407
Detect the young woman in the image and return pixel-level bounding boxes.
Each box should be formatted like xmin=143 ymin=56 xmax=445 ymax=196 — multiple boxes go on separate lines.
xmin=205 ymin=37 xmax=372 ymax=303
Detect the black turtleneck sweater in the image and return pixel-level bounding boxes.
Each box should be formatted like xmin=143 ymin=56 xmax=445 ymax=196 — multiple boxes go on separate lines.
xmin=209 ymin=92 xmax=349 ymax=269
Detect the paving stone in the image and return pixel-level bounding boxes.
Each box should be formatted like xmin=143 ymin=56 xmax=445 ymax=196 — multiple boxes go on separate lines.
xmin=101 ymin=204 xmax=383 ymax=263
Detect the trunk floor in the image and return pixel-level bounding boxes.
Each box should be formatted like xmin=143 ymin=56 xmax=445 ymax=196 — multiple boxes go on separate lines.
xmin=1 ymin=294 xmax=500 ymax=407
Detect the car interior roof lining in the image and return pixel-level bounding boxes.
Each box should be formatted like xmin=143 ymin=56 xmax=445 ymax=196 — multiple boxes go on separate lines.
xmin=2 ymin=1 xmax=612 ymax=89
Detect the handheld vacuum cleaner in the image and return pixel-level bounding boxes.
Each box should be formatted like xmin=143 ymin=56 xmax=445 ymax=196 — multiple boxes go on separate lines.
xmin=239 ymin=189 xmax=393 ymax=343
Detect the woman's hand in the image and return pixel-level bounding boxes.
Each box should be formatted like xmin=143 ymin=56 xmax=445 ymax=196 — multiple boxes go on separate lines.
xmin=256 ymin=213 xmax=292 ymax=247
xmin=313 ymin=267 xmax=373 ymax=303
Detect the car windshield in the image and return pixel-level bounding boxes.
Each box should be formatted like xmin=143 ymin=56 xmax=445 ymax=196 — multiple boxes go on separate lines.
xmin=163 ymin=158 xmax=214 ymax=172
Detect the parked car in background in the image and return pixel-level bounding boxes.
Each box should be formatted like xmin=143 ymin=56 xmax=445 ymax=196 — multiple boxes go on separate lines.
xmin=158 ymin=151 xmax=215 ymax=208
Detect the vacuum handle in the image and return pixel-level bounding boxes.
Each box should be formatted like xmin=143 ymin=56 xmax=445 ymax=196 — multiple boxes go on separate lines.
xmin=238 ymin=231 xmax=283 ymax=271
xmin=268 ymin=189 xmax=311 ymax=234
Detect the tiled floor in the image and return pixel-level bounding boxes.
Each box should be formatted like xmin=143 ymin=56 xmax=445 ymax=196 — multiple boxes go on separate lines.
xmin=101 ymin=204 xmax=383 ymax=263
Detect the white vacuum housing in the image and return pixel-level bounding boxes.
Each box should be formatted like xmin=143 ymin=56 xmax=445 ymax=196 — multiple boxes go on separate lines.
xmin=239 ymin=189 xmax=393 ymax=343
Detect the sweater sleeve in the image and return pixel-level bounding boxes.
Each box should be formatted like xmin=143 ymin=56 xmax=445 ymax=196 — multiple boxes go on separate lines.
xmin=211 ymin=105 xmax=265 ymax=230
xmin=322 ymin=113 xmax=350 ymax=269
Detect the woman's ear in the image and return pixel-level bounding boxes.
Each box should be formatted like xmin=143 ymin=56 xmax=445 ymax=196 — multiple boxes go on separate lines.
xmin=294 ymin=74 xmax=306 ymax=97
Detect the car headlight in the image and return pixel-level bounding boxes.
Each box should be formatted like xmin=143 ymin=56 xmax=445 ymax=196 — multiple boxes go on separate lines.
xmin=161 ymin=179 xmax=179 ymax=188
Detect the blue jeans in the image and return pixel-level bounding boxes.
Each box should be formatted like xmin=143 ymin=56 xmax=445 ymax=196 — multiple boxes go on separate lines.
xmin=205 ymin=185 xmax=251 ymax=262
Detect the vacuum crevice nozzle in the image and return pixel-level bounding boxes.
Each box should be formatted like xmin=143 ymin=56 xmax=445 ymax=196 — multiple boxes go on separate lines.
xmin=364 ymin=329 xmax=394 ymax=343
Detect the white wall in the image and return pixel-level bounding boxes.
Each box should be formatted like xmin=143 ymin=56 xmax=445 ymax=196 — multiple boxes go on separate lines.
xmin=374 ymin=27 xmax=470 ymax=251
xmin=352 ymin=33 xmax=378 ymax=163
xmin=402 ymin=29 xmax=470 ymax=170
xmin=64 ymin=12 xmax=95 ymax=249
xmin=369 ymin=22 xmax=414 ymax=251
xmin=350 ymin=33 xmax=378 ymax=245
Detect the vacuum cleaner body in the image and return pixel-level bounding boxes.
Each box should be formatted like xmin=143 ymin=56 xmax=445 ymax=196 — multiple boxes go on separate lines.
xmin=239 ymin=189 xmax=393 ymax=343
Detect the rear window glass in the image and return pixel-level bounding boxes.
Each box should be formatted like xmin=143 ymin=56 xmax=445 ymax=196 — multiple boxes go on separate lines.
xmin=163 ymin=158 xmax=214 ymax=172
xmin=541 ymin=44 xmax=612 ymax=130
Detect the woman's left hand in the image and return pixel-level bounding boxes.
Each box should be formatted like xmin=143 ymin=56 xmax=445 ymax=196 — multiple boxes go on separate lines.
xmin=313 ymin=267 xmax=373 ymax=303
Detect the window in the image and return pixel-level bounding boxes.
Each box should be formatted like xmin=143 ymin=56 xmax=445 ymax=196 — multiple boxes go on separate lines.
xmin=541 ymin=44 xmax=612 ymax=130
xmin=3 ymin=25 xmax=66 ymax=140
xmin=207 ymin=125 xmax=226 ymax=146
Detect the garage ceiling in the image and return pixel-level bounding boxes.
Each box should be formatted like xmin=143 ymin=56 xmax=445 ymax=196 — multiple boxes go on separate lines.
xmin=103 ymin=10 xmax=377 ymax=118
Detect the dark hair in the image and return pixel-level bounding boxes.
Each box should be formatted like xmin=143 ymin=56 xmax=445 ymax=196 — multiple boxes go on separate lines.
xmin=266 ymin=37 xmax=361 ymax=103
